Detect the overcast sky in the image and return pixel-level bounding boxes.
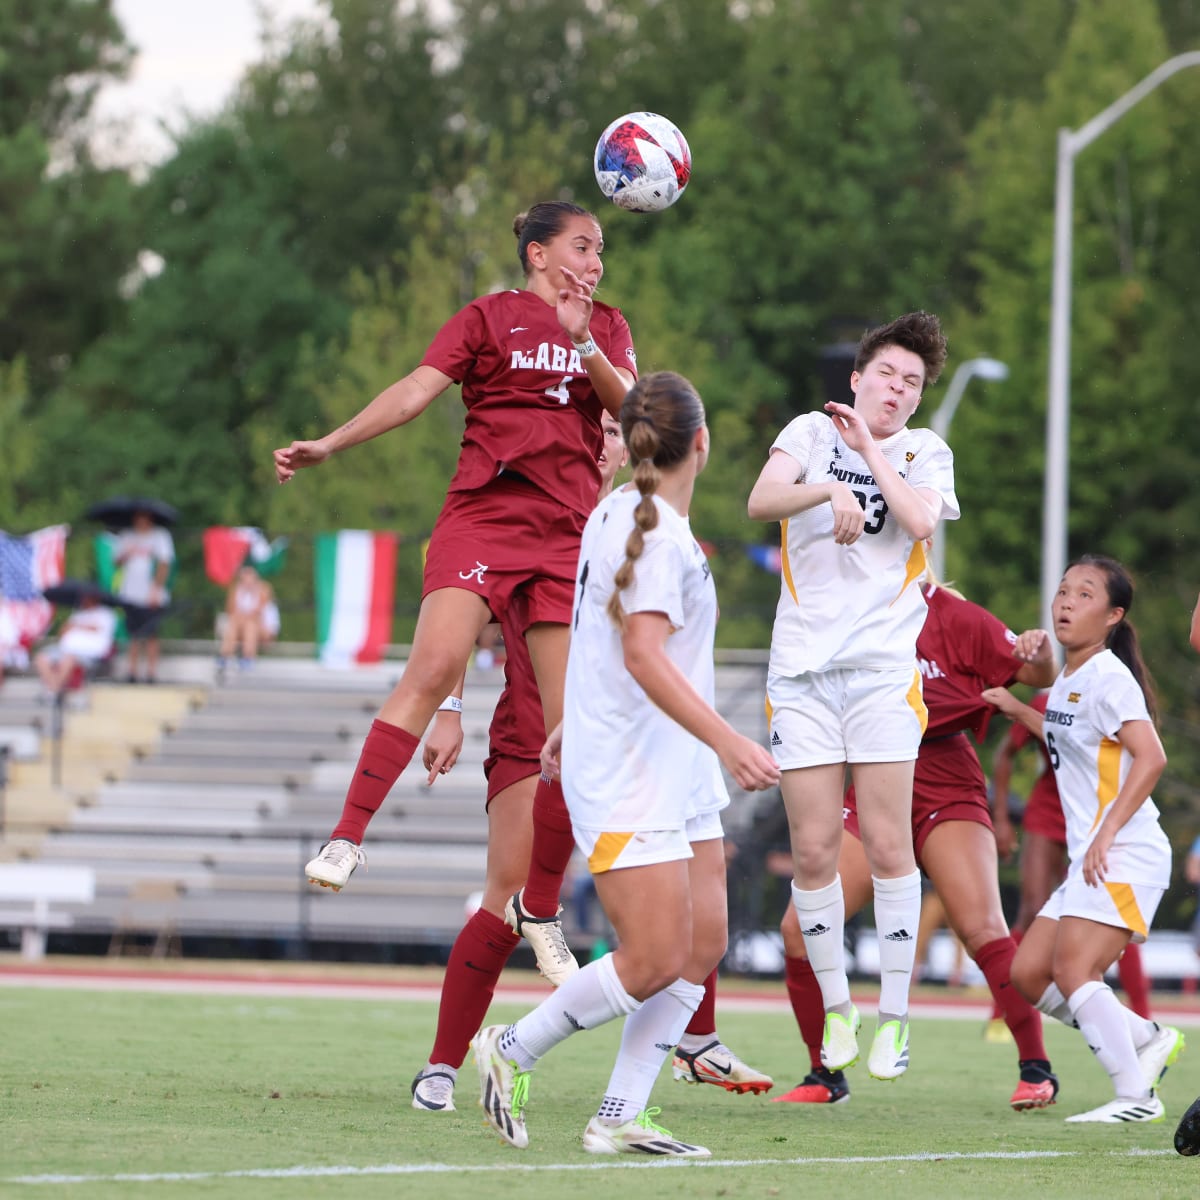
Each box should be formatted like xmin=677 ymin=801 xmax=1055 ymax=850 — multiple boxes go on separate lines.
xmin=93 ymin=0 xmax=325 ymax=165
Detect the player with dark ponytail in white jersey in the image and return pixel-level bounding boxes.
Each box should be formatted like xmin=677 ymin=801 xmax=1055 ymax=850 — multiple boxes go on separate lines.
xmin=472 ymin=371 xmax=778 ymax=1157
xmin=985 ymin=555 xmax=1183 ymax=1125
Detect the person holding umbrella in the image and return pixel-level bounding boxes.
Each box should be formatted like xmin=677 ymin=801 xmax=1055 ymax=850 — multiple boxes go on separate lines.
xmin=34 ymin=584 xmax=118 ymax=696
xmin=110 ymin=506 xmax=175 ymax=684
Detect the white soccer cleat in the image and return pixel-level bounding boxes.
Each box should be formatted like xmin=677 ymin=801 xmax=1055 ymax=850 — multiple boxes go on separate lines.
xmin=582 ymin=1107 xmax=711 ymax=1157
xmin=672 ymin=1039 xmax=774 ymax=1094
xmin=473 ymin=1024 xmax=531 ymax=1149
xmin=1065 ymin=1094 xmax=1165 ymax=1124
xmin=821 ymin=1004 xmax=861 ymax=1072
xmin=411 ymin=1067 xmax=456 ymax=1112
xmin=305 ymin=838 xmax=366 ymax=890
xmin=504 ymin=889 xmax=579 ymax=986
xmin=1137 ymin=1024 xmax=1185 ymax=1092
xmin=867 ymin=1018 xmax=910 ymax=1081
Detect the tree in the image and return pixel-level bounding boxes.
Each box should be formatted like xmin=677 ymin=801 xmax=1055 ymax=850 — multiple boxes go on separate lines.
xmin=0 ymin=0 xmax=138 ymax=396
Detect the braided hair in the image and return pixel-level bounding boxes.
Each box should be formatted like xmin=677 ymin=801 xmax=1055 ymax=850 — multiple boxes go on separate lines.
xmin=606 ymin=371 xmax=706 ymax=628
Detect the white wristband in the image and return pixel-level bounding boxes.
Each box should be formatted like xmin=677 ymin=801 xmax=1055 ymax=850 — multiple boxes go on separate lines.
xmin=438 ymin=696 xmax=463 ymax=713
xmin=572 ymin=336 xmax=599 ymax=357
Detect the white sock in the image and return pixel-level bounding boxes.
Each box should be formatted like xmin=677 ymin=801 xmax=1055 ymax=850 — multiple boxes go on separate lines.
xmin=791 ymin=878 xmax=850 ymax=1011
xmin=1034 ymin=982 xmax=1077 ymax=1026
xmin=1068 ymin=981 xmax=1147 ymax=1099
xmin=1125 ymin=1009 xmax=1159 ymax=1051
xmin=596 ymin=977 xmax=705 ymax=1126
xmin=872 ymin=870 xmax=921 ymax=1018
xmin=506 ymin=952 xmax=641 ymax=1069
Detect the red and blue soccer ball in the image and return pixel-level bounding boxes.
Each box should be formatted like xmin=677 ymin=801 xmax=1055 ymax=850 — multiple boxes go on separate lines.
xmin=594 ymin=112 xmax=691 ymax=213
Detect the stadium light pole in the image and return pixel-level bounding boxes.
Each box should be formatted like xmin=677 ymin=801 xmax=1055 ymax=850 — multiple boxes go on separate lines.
xmin=928 ymin=357 xmax=1009 ymax=583
xmin=1042 ymin=51 xmax=1200 ymax=634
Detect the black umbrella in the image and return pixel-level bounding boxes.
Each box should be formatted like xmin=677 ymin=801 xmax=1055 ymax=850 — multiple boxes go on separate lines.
xmin=85 ymin=496 xmax=179 ymax=529
xmin=42 ymin=580 xmax=123 ymax=608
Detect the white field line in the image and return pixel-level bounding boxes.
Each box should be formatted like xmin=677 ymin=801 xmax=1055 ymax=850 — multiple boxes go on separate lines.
xmin=3 ymin=1148 xmax=1180 ymax=1186
xmin=4 ymin=970 xmax=1199 ymax=1026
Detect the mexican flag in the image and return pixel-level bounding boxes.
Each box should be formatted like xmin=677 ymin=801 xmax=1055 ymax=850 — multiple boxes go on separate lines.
xmin=315 ymin=531 xmax=398 ymax=666
xmin=203 ymin=527 xmax=288 ymax=586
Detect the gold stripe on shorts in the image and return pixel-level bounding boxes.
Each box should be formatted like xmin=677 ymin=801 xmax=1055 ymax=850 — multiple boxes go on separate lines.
xmin=1104 ymin=882 xmax=1147 ymax=938
xmin=588 ymin=832 xmax=635 ymax=874
xmin=906 ymin=667 xmax=928 ymax=735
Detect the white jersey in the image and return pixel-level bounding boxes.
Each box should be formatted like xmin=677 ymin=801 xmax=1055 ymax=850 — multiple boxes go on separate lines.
xmin=767 ymin=413 xmax=958 ymax=675
xmin=562 ymin=487 xmax=730 ymax=833
xmin=115 ymin=527 xmax=175 ymax=604
xmin=1044 ymin=650 xmax=1171 ymax=885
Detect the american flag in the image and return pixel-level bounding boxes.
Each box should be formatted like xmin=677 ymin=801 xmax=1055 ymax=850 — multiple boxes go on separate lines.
xmin=0 ymin=524 xmax=69 ymax=650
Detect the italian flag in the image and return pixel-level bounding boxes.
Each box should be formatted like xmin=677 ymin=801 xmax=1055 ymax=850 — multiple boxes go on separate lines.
xmin=203 ymin=526 xmax=288 ymax=586
xmin=315 ymin=531 xmax=398 ymax=666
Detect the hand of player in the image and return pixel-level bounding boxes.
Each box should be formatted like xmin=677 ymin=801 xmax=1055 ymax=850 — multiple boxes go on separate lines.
xmin=1012 ymin=628 xmax=1053 ymax=666
xmin=717 ymin=732 xmax=781 ymax=792
xmin=274 ymin=438 xmax=332 ymax=483
xmin=982 ymin=686 xmax=1020 ymax=717
xmin=1082 ymin=828 xmax=1113 ymax=887
xmin=824 ymin=402 xmax=871 ymax=454
xmin=557 ymin=267 xmax=595 ymax=343
xmin=992 ymin=815 xmax=1018 ymax=862
xmin=422 ymin=713 xmax=464 ymax=784
xmin=540 ymin=721 xmax=564 ymax=780
xmin=828 ymin=482 xmax=866 ymax=545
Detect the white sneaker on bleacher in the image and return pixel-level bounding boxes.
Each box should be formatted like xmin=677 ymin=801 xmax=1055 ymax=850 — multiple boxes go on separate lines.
xmin=305 ymin=839 xmax=365 ymax=890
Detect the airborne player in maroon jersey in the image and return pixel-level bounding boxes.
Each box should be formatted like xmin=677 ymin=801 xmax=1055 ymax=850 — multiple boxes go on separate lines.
xmin=775 ymin=565 xmax=1065 ymax=1112
xmin=273 ymin=201 xmax=636 ymax=898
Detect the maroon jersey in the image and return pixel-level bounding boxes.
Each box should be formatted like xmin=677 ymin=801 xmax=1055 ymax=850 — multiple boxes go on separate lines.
xmin=916 ymin=585 xmax=1022 ymax=742
xmin=422 ymin=290 xmax=636 ymax=518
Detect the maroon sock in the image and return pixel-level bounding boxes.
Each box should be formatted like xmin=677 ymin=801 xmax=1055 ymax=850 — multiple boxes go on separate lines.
xmin=520 ymin=776 xmax=575 ymax=917
xmin=429 ymin=908 xmax=520 ymax=1068
xmin=330 ymin=719 xmax=419 ymax=844
xmin=990 ymin=927 xmax=1022 ymax=1020
xmin=975 ymin=936 xmax=1047 ymax=1062
xmin=1117 ymin=942 xmax=1152 ymax=1019
xmin=784 ymin=954 xmax=825 ymax=1071
xmin=684 ymin=967 xmax=719 ymax=1037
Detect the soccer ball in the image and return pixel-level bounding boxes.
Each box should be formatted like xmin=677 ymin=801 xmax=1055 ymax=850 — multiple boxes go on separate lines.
xmin=594 ymin=112 xmax=691 ymax=213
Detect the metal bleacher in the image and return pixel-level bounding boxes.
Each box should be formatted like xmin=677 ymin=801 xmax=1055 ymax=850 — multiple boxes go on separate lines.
xmin=0 ymin=651 xmax=773 ymax=956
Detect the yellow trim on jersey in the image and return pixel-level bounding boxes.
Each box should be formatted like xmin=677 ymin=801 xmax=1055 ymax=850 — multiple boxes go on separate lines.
xmin=906 ymin=667 xmax=928 ymax=735
xmin=779 ymin=520 xmax=799 ymax=605
xmin=888 ymin=540 xmax=927 ymax=608
xmin=1089 ymin=736 xmax=1123 ymax=833
xmin=1104 ymin=882 xmax=1147 ymax=937
xmin=588 ymin=832 xmax=635 ymax=874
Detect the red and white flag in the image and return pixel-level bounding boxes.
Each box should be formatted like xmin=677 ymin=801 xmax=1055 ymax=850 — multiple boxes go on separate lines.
xmin=0 ymin=524 xmax=69 ymax=654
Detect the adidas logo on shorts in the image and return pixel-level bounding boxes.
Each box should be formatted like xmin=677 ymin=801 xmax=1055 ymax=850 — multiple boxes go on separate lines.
xmin=770 ymin=731 xmax=783 ymax=747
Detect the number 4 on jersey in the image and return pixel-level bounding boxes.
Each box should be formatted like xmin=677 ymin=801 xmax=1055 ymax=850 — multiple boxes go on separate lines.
xmin=545 ymin=375 xmax=574 ymax=405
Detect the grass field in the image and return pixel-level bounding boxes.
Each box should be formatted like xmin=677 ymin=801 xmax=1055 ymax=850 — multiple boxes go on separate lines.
xmin=2 ymin=974 xmax=1198 ymax=1199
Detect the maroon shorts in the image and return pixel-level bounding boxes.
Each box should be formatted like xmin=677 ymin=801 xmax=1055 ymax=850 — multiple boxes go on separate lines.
xmin=844 ymin=733 xmax=992 ymax=869
xmin=483 ymin=595 xmax=546 ymax=807
xmin=1022 ymin=777 xmax=1067 ymax=844
xmin=423 ymin=474 xmax=584 ymax=626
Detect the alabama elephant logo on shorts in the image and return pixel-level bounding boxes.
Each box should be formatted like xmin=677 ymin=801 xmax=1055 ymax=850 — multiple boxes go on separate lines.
xmin=458 ymin=561 xmax=489 ymax=584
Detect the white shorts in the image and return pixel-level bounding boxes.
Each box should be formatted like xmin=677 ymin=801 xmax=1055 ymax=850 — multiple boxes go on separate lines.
xmin=576 ymin=810 xmax=724 ymax=875
xmin=1039 ymin=872 xmax=1165 ymax=944
xmin=766 ymin=665 xmax=927 ymax=769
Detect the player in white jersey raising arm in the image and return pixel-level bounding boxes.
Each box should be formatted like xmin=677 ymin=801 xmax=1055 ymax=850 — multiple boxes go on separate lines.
xmin=747 ymin=312 xmax=958 ymax=1082
xmin=472 ymin=370 xmax=779 ymax=1157
xmin=985 ymin=555 xmax=1183 ymax=1125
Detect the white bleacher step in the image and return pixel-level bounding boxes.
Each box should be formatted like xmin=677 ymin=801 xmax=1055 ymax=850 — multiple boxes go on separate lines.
xmin=0 ymin=725 xmax=41 ymax=760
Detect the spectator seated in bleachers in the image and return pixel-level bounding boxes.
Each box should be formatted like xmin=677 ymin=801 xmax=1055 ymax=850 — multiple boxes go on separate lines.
xmin=216 ymin=565 xmax=275 ymax=674
xmin=34 ymin=593 xmax=117 ymax=698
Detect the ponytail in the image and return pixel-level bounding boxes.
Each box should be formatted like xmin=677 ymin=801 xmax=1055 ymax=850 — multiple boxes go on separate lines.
xmin=606 ymin=371 xmax=706 ymax=628
xmin=1075 ymin=554 xmax=1159 ymax=725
